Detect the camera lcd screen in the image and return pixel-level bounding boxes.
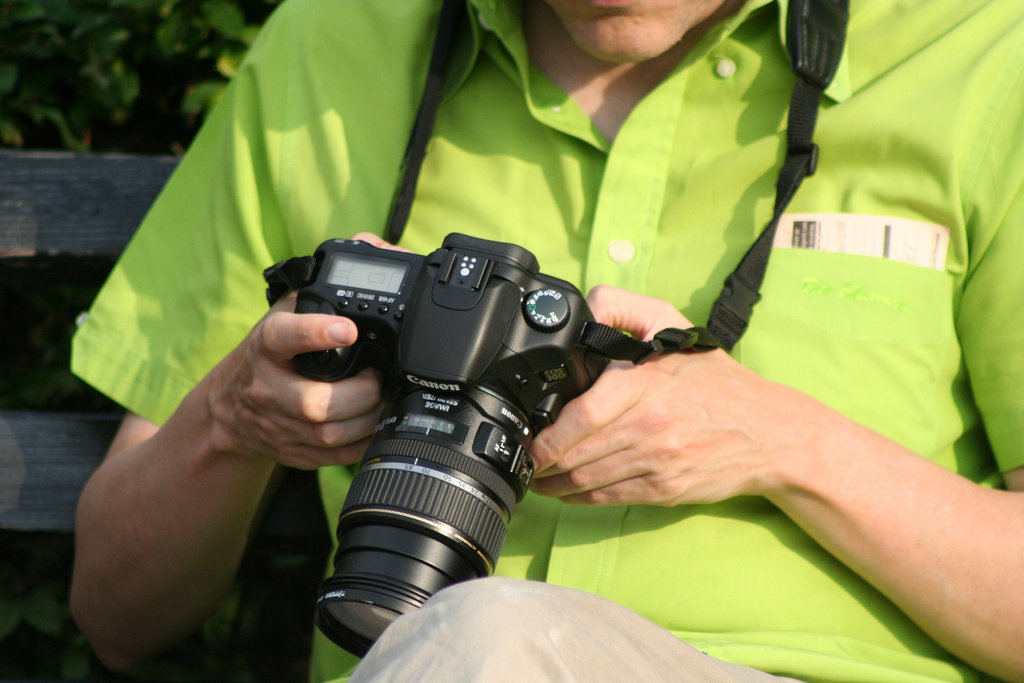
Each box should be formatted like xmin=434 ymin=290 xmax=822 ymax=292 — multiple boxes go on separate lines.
xmin=325 ymin=254 xmax=408 ymax=294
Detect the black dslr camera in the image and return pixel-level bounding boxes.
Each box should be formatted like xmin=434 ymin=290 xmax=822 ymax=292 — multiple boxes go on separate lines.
xmin=292 ymin=233 xmax=610 ymax=656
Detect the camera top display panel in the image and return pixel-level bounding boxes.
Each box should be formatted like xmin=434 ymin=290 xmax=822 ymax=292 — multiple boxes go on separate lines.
xmin=325 ymin=253 xmax=409 ymax=296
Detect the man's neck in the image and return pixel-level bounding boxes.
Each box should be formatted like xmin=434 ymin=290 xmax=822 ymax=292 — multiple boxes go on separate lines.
xmin=523 ymin=0 xmax=745 ymax=141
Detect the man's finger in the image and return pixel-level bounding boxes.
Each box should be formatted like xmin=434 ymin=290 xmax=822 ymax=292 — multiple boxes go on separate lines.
xmin=258 ymin=311 xmax=359 ymax=362
xmin=586 ymin=285 xmax=692 ymax=340
xmin=530 ymin=364 xmax=644 ymax=474
xmin=349 ymin=232 xmax=413 ymax=252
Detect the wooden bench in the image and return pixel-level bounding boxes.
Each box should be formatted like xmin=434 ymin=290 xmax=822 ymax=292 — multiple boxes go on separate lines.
xmin=0 ymin=149 xmax=329 ymax=681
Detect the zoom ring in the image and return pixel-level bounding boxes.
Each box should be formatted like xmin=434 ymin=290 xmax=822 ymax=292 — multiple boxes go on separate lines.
xmin=343 ymin=466 xmax=508 ymax=567
xmin=367 ymin=437 xmax=519 ymax=513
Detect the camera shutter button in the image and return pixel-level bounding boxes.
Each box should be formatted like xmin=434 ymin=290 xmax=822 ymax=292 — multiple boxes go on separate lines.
xmin=524 ymin=289 xmax=570 ymax=331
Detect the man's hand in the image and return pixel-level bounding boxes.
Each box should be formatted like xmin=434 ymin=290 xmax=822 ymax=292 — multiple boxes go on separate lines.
xmin=202 ymin=292 xmax=382 ymax=470
xmin=201 ymin=230 xmax=410 ymax=470
xmin=529 ymin=285 xmax=796 ymax=506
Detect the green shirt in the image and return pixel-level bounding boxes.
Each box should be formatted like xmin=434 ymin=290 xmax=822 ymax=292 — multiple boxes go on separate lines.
xmin=72 ymin=0 xmax=1024 ymax=680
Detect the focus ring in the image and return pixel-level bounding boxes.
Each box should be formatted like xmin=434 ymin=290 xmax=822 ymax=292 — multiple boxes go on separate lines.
xmin=367 ymin=437 xmax=519 ymax=513
xmin=342 ymin=466 xmax=507 ymax=567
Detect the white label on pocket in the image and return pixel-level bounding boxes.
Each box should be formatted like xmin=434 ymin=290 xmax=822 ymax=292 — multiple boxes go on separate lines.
xmin=774 ymin=213 xmax=950 ymax=270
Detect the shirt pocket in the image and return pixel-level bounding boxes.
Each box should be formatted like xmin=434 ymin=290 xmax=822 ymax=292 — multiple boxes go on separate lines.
xmin=738 ymin=248 xmax=957 ymax=453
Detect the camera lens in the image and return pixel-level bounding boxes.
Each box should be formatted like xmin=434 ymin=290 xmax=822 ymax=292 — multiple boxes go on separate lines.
xmin=314 ymin=387 xmax=532 ymax=656
xmin=314 ymin=524 xmax=481 ymax=654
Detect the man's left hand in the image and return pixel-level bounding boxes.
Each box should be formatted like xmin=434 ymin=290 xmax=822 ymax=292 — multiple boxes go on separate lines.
xmin=529 ymin=285 xmax=799 ymax=506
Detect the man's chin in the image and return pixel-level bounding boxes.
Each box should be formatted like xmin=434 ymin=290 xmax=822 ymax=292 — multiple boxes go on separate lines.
xmin=568 ymin=22 xmax=683 ymax=65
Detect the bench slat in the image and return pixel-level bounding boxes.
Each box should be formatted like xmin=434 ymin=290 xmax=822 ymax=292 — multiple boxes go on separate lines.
xmin=0 ymin=150 xmax=177 ymax=282
xmin=0 ymin=410 xmax=328 ymax=540
xmin=0 ymin=411 xmax=118 ymax=532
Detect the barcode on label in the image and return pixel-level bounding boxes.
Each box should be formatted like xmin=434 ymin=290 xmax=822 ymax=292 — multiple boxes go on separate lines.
xmin=775 ymin=214 xmax=949 ymax=270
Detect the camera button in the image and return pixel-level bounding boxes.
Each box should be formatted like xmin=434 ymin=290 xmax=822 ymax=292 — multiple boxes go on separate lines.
xmin=357 ymin=301 xmax=369 ymax=311
xmin=378 ymin=304 xmax=389 ymax=314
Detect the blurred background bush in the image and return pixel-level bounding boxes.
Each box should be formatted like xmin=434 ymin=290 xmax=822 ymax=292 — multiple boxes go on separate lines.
xmin=0 ymin=1 xmax=332 ymax=680
xmin=1 ymin=0 xmax=269 ymax=153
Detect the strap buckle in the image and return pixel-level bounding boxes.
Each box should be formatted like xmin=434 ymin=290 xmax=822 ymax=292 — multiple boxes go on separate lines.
xmin=634 ymin=327 xmax=719 ymax=364
xmin=792 ymin=142 xmax=819 ymax=176
xmin=719 ymin=272 xmax=763 ymax=316
xmin=707 ymin=273 xmax=763 ymax=351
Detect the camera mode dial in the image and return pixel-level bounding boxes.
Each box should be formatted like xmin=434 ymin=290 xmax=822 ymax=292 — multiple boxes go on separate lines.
xmin=523 ymin=288 xmax=570 ymax=332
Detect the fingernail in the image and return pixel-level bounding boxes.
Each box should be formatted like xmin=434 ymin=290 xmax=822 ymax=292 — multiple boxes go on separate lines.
xmin=327 ymin=321 xmax=353 ymax=345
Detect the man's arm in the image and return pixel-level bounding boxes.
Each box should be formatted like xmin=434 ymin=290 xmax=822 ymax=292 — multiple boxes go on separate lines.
xmin=530 ymin=286 xmax=1024 ymax=681
xmin=768 ymin=449 xmax=1024 ymax=682
xmin=71 ymin=410 xmax=275 ymax=671
xmin=70 ymin=300 xmax=382 ymax=671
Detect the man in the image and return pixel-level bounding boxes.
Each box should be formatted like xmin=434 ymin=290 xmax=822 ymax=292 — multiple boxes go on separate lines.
xmin=70 ymin=0 xmax=1024 ymax=680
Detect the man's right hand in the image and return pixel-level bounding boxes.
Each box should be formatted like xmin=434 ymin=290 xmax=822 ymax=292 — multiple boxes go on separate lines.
xmin=204 ymin=292 xmax=385 ymax=470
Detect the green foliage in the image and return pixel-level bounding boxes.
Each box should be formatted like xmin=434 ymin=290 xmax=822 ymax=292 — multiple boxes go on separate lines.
xmin=0 ymin=540 xmax=97 ymax=679
xmin=0 ymin=0 xmax=276 ymax=152
xmin=0 ymin=535 xmax=324 ymax=681
xmin=0 ymin=283 xmax=117 ymax=411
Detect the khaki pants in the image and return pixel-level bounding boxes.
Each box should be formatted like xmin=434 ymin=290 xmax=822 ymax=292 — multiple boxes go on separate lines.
xmin=350 ymin=577 xmax=802 ymax=682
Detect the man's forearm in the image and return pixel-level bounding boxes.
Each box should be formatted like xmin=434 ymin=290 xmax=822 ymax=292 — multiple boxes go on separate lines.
xmin=70 ymin=387 xmax=277 ymax=671
xmin=765 ymin=402 xmax=1024 ymax=681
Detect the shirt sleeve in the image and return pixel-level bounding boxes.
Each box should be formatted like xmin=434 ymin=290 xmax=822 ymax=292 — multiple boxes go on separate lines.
xmin=70 ymin=1 xmax=298 ymax=425
xmin=955 ymin=54 xmax=1024 ymax=474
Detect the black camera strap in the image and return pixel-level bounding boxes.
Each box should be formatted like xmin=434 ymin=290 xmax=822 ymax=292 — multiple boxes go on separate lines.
xmin=707 ymin=0 xmax=849 ymax=350
xmin=385 ymin=0 xmax=465 ymax=245
xmin=383 ymin=0 xmax=849 ymax=352
xmin=580 ymin=322 xmax=721 ymax=364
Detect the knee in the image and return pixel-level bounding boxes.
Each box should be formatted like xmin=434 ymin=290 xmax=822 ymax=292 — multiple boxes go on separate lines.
xmin=422 ymin=577 xmax=570 ymax=636
xmin=376 ymin=577 xmax=583 ymax=652
xmin=353 ymin=578 xmax=590 ymax=681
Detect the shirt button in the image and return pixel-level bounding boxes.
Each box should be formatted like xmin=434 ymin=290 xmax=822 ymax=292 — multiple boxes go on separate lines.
xmin=715 ymin=57 xmax=737 ymax=79
xmin=608 ymin=239 xmax=636 ymax=263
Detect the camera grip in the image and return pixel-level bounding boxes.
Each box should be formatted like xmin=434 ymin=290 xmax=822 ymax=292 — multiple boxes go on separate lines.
xmin=291 ymin=295 xmax=357 ymax=381
xmin=294 ymin=347 xmax=355 ymax=382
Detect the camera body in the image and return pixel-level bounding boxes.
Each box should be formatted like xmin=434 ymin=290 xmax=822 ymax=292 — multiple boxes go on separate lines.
xmin=295 ymin=232 xmax=605 ymax=432
xmin=293 ymin=233 xmax=608 ymax=655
